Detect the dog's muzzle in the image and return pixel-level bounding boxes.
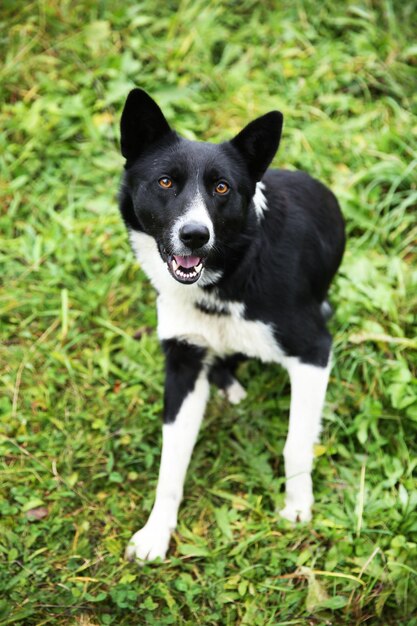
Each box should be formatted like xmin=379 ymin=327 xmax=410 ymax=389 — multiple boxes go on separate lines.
xmin=165 ymin=221 xmax=212 ymax=284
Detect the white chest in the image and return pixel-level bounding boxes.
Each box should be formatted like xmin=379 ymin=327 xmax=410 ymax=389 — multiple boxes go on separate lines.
xmin=129 ymin=230 xmax=284 ymax=363
xmin=157 ymin=292 xmax=283 ymax=363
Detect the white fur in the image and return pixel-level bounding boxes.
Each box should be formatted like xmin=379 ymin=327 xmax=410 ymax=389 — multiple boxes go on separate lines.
xmin=157 ymin=291 xmax=284 ymax=362
xmin=170 ymin=192 xmax=214 ymax=253
xmin=130 ymin=230 xmax=202 ymax=291
xmin=129 ymin=230 xmax=285 ymax=363
xmin=126 ymin=371 xmax=210 ymax=562
xmin=253 ymin=181 xmax=268 ymax=219
xmin=199 ymin=268 xmax=224 ymax=287
xmin=224 ymin=379 xmax=247 ymax=404
xmin=128 ymin=228 xmax=331 ymax=556
xmin=280 ymin=358 xmax=331 ymax=522
xmin=320 ymin=301 xmax=332 ymax=319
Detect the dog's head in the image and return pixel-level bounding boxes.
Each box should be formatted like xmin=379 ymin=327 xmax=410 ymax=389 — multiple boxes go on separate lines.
xmin=120 ymin=89 xmax=283 ymax=286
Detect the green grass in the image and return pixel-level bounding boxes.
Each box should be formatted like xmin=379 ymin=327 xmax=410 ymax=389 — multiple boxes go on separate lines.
xmin=1 ymin=0 xmax=417 ymax=624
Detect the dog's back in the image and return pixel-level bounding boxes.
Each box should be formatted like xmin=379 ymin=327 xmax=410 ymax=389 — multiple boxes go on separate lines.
xmin=263 ymin=169 xmax=345 ymax=297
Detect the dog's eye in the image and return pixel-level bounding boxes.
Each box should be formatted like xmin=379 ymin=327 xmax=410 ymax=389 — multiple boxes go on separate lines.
xmin=158 ymin=177 xmax=173 ymax=189
xmin=215 ymin=181 xmax=229 ymax=195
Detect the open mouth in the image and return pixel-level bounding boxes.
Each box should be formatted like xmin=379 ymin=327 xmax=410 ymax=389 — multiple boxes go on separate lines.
xmin=167 ymin=255 xmax=205 ymax=284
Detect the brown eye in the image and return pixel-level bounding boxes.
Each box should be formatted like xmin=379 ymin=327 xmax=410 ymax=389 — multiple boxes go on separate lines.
xmin=215 ymin=181 xmax=229 ymax=195
xmin=158 ymin=176 xmax=173 ymax=189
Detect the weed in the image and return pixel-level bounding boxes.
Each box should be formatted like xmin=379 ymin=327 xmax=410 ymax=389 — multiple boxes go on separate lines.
xmin=1 ymin=1 xmax=416 ymax=624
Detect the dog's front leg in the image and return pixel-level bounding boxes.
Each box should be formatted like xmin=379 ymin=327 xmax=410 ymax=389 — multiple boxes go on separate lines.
xmin=126 ymin=340 xmax=209 ymax=562
xmin=280 ymin=357 xmax=331 ymax=523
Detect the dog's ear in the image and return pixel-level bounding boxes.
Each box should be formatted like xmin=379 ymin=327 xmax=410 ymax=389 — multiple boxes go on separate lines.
xmin=230 ymin=111 xmax=283 ymax=181
xmin=120 ymin=89 xmax=172 ymax=161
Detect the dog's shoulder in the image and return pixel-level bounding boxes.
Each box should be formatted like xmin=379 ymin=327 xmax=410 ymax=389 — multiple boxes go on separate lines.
xmin=257 ymin=169 xmax=345 ymax=297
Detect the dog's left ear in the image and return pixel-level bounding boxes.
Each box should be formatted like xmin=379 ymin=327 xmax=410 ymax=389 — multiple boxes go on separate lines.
xmin=230 ymin=111 xmax=283 ymax=181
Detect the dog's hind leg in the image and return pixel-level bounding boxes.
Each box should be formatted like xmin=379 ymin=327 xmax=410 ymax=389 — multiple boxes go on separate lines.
xmin=209 ymin=355 xmax=247 ymax=405
xmin=125 ymin=339 xmax=209 ymax=562
xmin=280 ymin=353 xmax=331 ymax=523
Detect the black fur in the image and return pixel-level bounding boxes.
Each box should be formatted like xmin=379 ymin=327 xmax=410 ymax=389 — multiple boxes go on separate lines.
xmin=119 ymin=92 xmax=346 ymax=555
xmin=208 ymin=355 xmax=245 ymax=391
xmin=195 ymin=300 xmax=230 ymax=316
xmin=119 ymin=89 xmax=345 ymax=385
xmin=230 ymin=111 xmax=283 ymax=181
xmin=120 ymin=89 xmax=174 ymax=163
xmin=162 ymin=340 xmax=206 ymax=424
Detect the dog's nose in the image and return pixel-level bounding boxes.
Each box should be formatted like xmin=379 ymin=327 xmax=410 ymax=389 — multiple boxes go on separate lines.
xmin=179 ymin=222 xmax=210 ymax=249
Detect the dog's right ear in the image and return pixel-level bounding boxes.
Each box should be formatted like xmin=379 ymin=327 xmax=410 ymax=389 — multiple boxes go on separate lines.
xmin=120 ymin=89 xmax=172 ymax=161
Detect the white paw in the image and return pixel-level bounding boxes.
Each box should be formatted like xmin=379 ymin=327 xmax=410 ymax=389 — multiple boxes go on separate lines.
xmin=125 ymin=524 xmax=172 ymax=563
xmin=225 ymin=380 xmax=247 ymax=405
xmin=280 ymin=502 xmax=312 ymax=523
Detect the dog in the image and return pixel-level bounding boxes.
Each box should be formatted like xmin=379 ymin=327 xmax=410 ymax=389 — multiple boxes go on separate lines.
xmin=118 ymin=89 xmax=345 ymax=562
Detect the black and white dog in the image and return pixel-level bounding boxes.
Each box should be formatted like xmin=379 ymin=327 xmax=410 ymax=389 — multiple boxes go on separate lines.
xmin=119 ymin=89 xmax=345 ymax=562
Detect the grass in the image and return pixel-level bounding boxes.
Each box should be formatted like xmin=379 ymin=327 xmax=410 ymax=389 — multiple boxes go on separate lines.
xmin=1 ymin=0 xmax=416 ymax=624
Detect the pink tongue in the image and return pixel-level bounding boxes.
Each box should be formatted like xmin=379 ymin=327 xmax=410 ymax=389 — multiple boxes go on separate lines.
xmin=174 ymin=255 xmax=201 ymax=269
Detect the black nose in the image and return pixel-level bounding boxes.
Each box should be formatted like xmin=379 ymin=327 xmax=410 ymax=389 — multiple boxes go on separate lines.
xmin=179 ymin=222 xmax=210 ymax=249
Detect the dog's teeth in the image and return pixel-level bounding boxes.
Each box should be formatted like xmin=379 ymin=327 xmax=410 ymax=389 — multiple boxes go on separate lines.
xmin=171 ymin=261 xmax=202 ymax=281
